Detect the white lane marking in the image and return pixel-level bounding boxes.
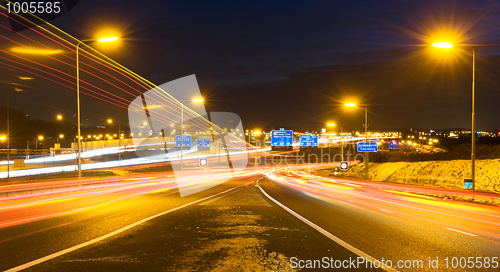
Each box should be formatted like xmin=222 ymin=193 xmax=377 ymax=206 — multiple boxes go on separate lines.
xmin=445 ymin=228 xmax=478 ymax=237
xmin=258 ymin=186 xmax=399 ymax=272
xmin=4 ymin=179 xmax=258 ymax=272
xmin=380 ymin=209 xmax=394 ymax=214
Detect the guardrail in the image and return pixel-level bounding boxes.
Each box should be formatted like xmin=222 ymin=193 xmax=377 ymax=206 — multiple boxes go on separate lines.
xmin=0 ymin=149 xmax=51 ymax=155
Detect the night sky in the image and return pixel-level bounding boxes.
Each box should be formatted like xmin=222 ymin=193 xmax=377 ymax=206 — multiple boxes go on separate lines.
xmin=2 ymin=0 xmax=500 ymax=132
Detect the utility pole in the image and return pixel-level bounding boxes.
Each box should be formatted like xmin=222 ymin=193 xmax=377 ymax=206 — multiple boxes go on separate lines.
xmin=6 ymin=94 xmax=10 ymax=178
xmin=118 ymin=109 xmax=121 ymax=167
xmin=340 ymin=125 xmax=344 ymax=162
xmin=364 ymin=107 xmax=369 ymax=180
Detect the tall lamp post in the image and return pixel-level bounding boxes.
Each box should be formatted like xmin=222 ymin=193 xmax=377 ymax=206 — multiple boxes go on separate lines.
xmin=432 ymin=42 xmax=475 ymax=184
xmin=180 ymin=98 xmax=204 ymax=169
xmin=6 ymin=94 xmax=9 ymax=178
xmin=55 ymin=115 xmax=63 ymax=145
xmin=36 ymin=136 xmax=43 ymax=153
xmin=76 ymin=36 xmax=119 ymax=178
xmin=327 ymin=123 xmax=345 ymax=161
xmin=345 ymin=103 xmax=368 ymax=179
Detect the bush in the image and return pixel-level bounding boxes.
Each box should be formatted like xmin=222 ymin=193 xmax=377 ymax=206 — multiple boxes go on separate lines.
xmin=370 ymin=153 xmax=389 ymax=163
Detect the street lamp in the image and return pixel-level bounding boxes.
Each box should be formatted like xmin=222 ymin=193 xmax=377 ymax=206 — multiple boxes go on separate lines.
xmin=180 ymin=98 xmax=204 ymax=168
xmin=328 ymin=123 xmax=345 ymax=161
xmin=57 ymin=114 xmax=62 ymax=120
xmin=5 ymin=95 xmax=9 ymax=178
xmin=107 ymin=119 xmax=113 ymax=140
xmin=345 ymin=103 xmax=369 ymax=180
xmin=76 ymin=36 xmax=119 ymax=178
xmin=0 ymin=134 xmax=7 ymax=178
xmin=35 ymin=135 xmax=44 ymax=153
xmin=326 ymin=123 xmax=335 ymax=158
xmin=432 ymin=41 xmax=475 ymax=184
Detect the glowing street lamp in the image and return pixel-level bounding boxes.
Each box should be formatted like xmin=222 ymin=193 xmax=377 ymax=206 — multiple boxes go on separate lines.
xmin=57 ymin=134 xmax=64 ymax=143
xmin=345 ymin=102 xmax=369 ymax=180
xmin=56 ymin=115 xmax=62 ymax=120
xmin=432 ymin=42 xmax=453 ymax=49
xmin=432 ymin=41 xmax=476 ymax=185
xmin=328 ymin=123 xmax=344 ymax=160
xmin=98 ymin=36 xmax=119 ymax=43
xmin=76 ymin=36 xmax=119 ymax=178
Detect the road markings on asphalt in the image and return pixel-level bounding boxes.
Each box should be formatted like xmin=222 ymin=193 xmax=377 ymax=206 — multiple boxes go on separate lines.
xmin=0 ymin=197 xmax=78 ymax=210
xmin=258 ymin=185 xmax=399 ymax=272
xmin=445 ymin=228 xmax=478 ymax=237
xmin=4 ymin=179 xmax=257 ymax=272
xmin=125 ymin=177 xmax=155 ymax=181
xmin=380 ymin=209 xmax=394 ymax=213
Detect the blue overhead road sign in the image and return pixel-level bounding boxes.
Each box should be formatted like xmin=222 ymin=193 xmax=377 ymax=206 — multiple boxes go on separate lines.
xmin=389 ymin=142 xmax=400 ymax=150
xmin=197 ymin=138 xmax=210 ymax=147
xmin=175 ymin=135 xmax=192 ymax=147
xmin=357 ymin=142 xmax=378 ymax=152
xmin=271 ymin=130 xmax=293 ymax=146
xmin=299 ymin=135 xmax=318 ymax=146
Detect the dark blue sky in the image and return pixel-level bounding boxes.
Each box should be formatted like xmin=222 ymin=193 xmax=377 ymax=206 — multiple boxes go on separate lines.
xmin=3 ymin=0 xmax=500 ymax=131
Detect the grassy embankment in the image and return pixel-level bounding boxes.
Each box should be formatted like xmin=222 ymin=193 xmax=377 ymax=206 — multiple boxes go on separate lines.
xmin=317 ymin=159 xmax=500 ymax=206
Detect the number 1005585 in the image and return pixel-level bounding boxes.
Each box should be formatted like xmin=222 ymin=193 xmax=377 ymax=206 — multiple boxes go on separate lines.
xmin=6 ymin=2 xmax=62 ymax=14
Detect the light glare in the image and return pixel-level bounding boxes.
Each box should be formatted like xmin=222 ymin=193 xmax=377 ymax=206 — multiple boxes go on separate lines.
xmin=432 ymin=42 xmax=453 ymax=49
xmin=11 ymin=47 xmax=63 ymax=55
xmin=98 ymin=37 xmax=119 ymax=42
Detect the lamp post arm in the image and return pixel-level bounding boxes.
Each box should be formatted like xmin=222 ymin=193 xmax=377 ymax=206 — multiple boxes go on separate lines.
xmin=75 ymin=39 xmax=94 ymax=178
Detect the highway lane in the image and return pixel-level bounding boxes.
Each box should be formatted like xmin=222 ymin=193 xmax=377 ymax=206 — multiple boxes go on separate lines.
xmin=2 ymin=158 xmax=500 ymax=271
xmin=260 ymin=167 xmax=500 ymax=271
xmin=16 ymin=180 xmax=379 ymax=272
xmin=0 ymin=172 xmax=262 ymax=271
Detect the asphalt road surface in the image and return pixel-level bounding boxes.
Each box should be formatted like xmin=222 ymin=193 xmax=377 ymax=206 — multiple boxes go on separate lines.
xmin=1 ymin=163 xmax=499 ymax=271
xmin=1 ymin=174 xmax=380 ymax=272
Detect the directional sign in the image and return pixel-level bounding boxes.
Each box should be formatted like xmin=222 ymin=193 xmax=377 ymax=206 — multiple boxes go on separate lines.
xmin=299 ymin=135 xmax=318 ymax=146
xmin=271 ymin=130 xmax=293 ymax=146
xmin=389 ymin=142 xmax=400 ymax=150
xmin=464 ymin=179 xmax=474 ymax=189
xmin=357 ymin=142 xmax=378 ymax=152
xmin=175 ymin=135 xmax=192 ymax=147
xmin=339 ymin=161 xmax=349 ymax=171
xmin=197 ymin=138 xmax=211 ymax=147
